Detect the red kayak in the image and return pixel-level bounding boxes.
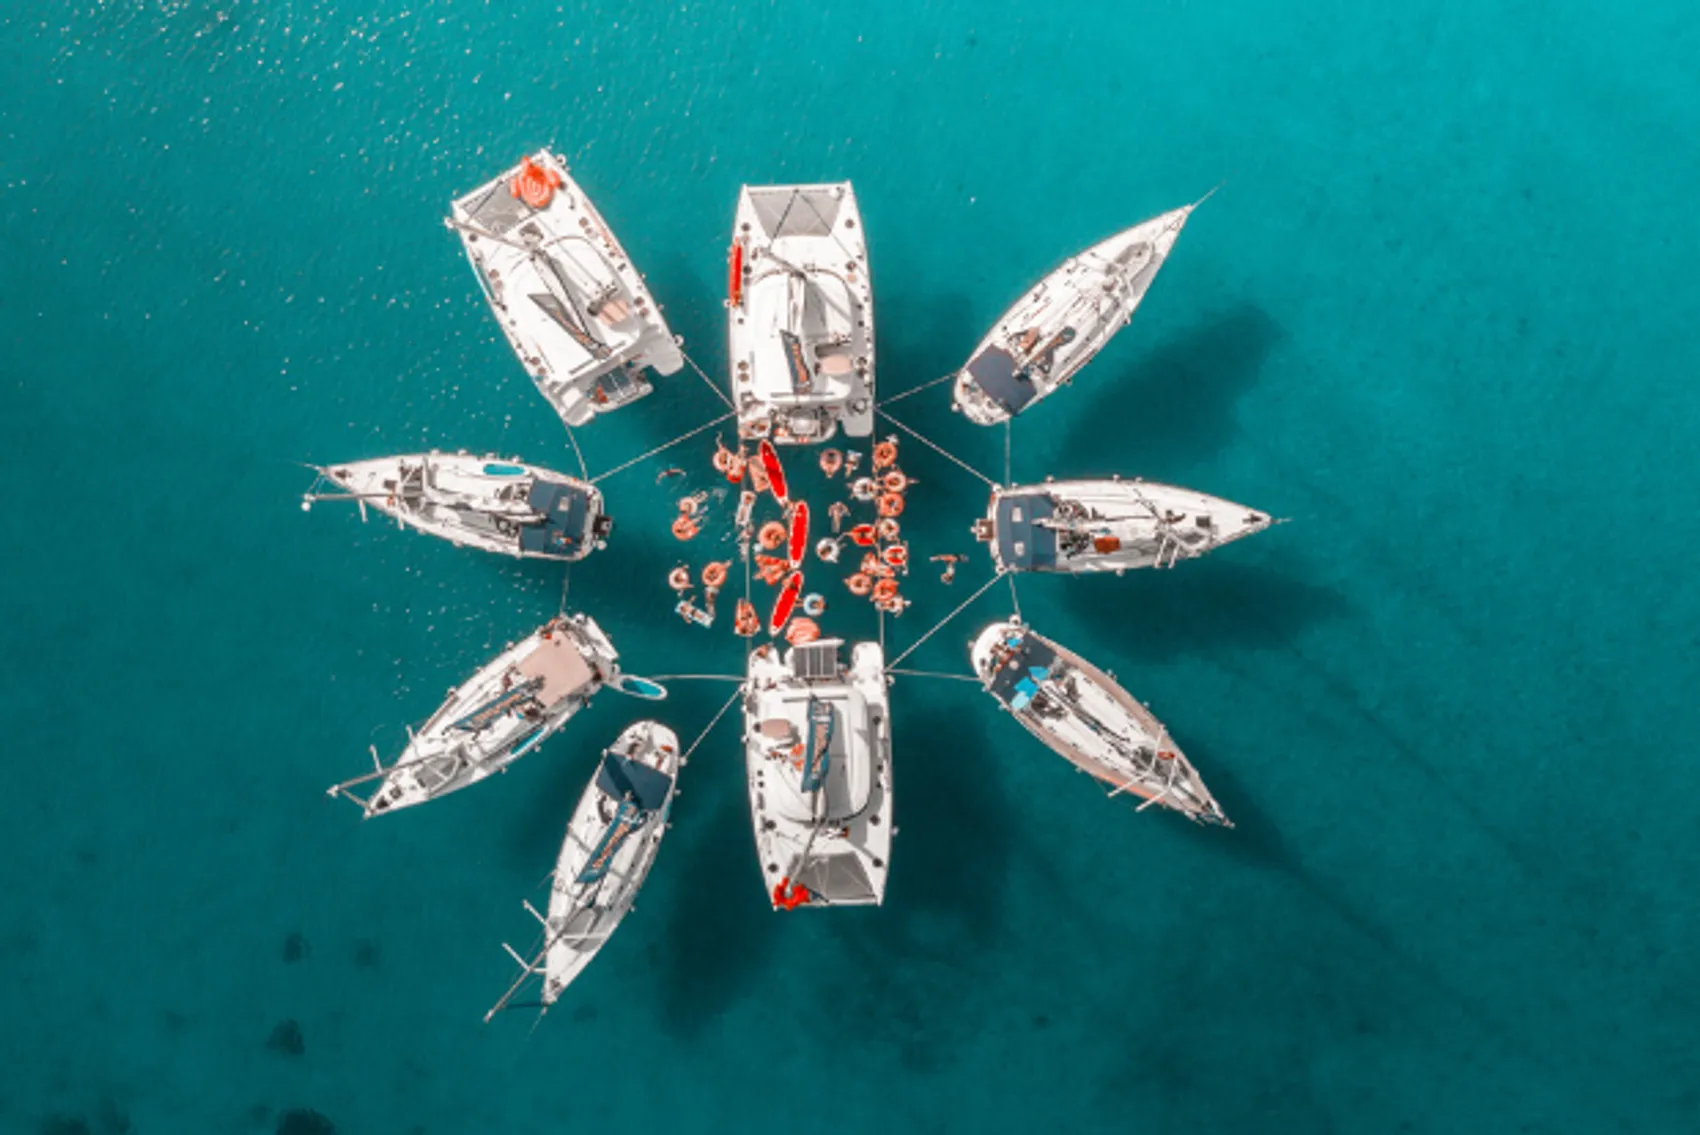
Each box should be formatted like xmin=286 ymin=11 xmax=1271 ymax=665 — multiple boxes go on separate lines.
xmin=769 ymin=571 xmax=803 ymax=636
xmin=758 ymin=439 xmax=788 ymax=505
xmin=787 ymin=502 xmax=809 ymax=567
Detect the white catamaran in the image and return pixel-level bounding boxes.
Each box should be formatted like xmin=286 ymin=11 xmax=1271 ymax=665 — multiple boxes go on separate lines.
xmin=951 ymin=199 xmax=1205 ymax=425
xmin=970 ymin=619 xmax=1230 ymax=826
xmin=448 ymin=149 xmax=683 ymax=428
xmin=728 ymin=182 xmax=874 ymax=445
xmin=744 ymin=638 xmax=892 ymax=909
xmin=302 ymin=452 xmax=611 ymax=562
xmin=327 ymin=614 xmax=634 ymax=818
xmin=484 ymin=720 xmax=681 ymax=1021
xmin=975 ymin=477 xmax=1276 ymax=574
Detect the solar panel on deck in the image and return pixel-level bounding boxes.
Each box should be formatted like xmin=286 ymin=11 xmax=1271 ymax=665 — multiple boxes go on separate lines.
xmin=790 ymin=642 xmax=840 ymax=682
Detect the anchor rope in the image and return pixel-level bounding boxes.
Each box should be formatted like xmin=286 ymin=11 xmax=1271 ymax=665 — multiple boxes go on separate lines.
xmin=889 ymin=668 xmax=980 ymax=683
xmin=564 ymin=424 xmax=589 ymax=481
xmin=681 ymin=687 xmax=743 ymax=763
xmin=1006 ymin=571 xmax=1022 ymax=621
xmin=679 ymin=346 xmax=737 ymax=412
xmin=877 ymin=372 xmax=955 ymax=407
xmin=875 ymin=408 xmax=996 ymax=488
xmin=886 ymin=569 xmax=1007 ymax=670
xmin=1003 ymin=420 xmax=1012 ymax=486
xmin=590 ymin=412 xmax=734 ymax=484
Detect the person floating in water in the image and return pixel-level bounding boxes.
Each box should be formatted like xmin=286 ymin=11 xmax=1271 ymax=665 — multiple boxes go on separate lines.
xmin=931 ymin=553 xmax=967 ymax=584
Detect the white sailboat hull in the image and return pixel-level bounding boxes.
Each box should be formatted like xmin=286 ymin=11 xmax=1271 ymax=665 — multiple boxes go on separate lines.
xmin=449 ymin=149 xmax=683 ymax=428
xmin=319 ymin=452 xmax=609 ymax=562
xmin=980 ymin=477 xmax=1273 ymax=573
xmin=540 ymin=720 xmax=681 ymax=1003
xmin=729 ymin=182 xmax=875 ymax=445
xmin=971 ymin=620 xmax=1228 ymax=825
xmin=744 ymin=640 xmax=892 ymax=907
xmin=360 ymin=615 xmax=619 ymax=817
xmin=952 ymin=204 xmax=1197 ymax=425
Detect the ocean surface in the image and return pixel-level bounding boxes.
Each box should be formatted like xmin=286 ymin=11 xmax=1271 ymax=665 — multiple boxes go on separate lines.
xmin=4 ymin=2 xmax=1699 ymax=1132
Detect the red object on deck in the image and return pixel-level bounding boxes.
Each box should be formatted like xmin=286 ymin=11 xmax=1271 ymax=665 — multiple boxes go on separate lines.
xmin=787 ymin=502 xmax=810 ymax=567
xmin=772 ymin=876 xmax=811 ymax=911
xmin=728 ymin=241 xmax=745 ymax=308
xmin=769 ymin=571 xmax=803 ymax=635
xmin=758 ymin=439 xmax=788 ymax=505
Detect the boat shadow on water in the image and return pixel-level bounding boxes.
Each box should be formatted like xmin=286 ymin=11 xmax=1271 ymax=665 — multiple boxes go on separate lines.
xmin=1055 ymin=553 xmax=1351 ymax=666
xmin=1059 ymin=301 xmax=1284 ymax=476
xmin=813 ymin=694 xmax=1019 ymax=1074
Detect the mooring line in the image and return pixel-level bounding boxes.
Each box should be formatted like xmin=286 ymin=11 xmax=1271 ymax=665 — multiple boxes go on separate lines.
xmin=681 ymin=687 xmax=743 ymax=763
xmin=886 ymin=569 xmax=1006 ymax=669
xmin=875 ymin=408 xmax=996 ymax=488
xmin=877 ymin=372 xmax=955 ymax=407
xmin=680 ymin=346 xmax=737 ymax=411
xmin=590 ymin=412 xmax=734 ymax=484
xmin=565 ymin=424 xmax=589 ymax=481
xmin=889 ymin=668 xmax=980 ymax=683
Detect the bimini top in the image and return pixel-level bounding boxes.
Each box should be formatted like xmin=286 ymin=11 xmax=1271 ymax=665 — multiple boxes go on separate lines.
xmin=966 ymin=347 xmax=1041 ymax=417
xmin=994 ymin=491 xmax=1058 ymax=571
xmin=594 ymin=749 xmax=675 ymax=813
xmin=520 ymin=480 xmax=597 ymax=557
xmin=986 ymin=629 xmax=1059 ymax=711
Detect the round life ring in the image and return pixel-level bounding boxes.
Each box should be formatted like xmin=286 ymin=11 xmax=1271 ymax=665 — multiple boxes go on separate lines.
xmin=872 ymin=578 xmax=899 ymax=603
xmin=668 ymin=566 xmax=692 ymax=591
xmin=877 ymin=492 xmax=905 ymax=518
xmin=801 ymin=592 xmax=826 ymax=617
xmin=882 ymin=543 xmax=909 ymax=568
xmin=670 ymin=515 xmax=699 ymax=541
xmin=875 ymin=517 xmax=900 ymax=541
xmin=785 ymin=617 xmax=820 ymax=646
xmin=848 ymin=523 xmax=876 ymax=547
xmin=819 ymin=448 xmax=844 ymax=476
xmin=758 ymin=521 xmax=787 ymax=551
xmin=725 ymin=456 xmax=745 ymax=483
xmin=815 ymin=537 xmax=841 ymax=564
xmin=873 ymin=440 xmax=898 ymax=470
xmin=882 ymin=471 xmax=909 ymax=494
xmin=712 ymin=447 xmax=733 ymax=473
xmin=850 ymin=477 xmax=876 ymax=502
xmin=846 ymin=573 xmax=873 ymax=597
xmin=702 ymin=561 xmax=729 ymax=589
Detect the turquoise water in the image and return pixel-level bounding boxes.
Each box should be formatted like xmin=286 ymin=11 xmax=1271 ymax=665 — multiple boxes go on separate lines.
xmin=4 ymin=1 xmax=1699 ymax=1132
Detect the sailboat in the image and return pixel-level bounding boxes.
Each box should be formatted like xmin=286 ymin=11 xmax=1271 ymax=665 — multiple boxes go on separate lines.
xmin=974 ymin=477 xmax=1275 ymax=573
xmin=484 ymin=720 xmax=681 ymax=1020
xmin=728 ymin=182 xmax=874 ymax=445
xmin=970 ymin=619 xmax=1230 ymax=825
xmin=951 ymin=199 xmax=1205 ymax=425
xmin=327 ymin=614 xmax=627 ymax=817
xmin=447 ymin=149 xmax=683 ymax=428
xmin=302 ymin=452 xmax=611 ymax=562
xmin=743 ymin=638 xmax=893 ymax=908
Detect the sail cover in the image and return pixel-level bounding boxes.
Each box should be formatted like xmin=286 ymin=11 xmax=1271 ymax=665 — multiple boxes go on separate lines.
xmin=799 ymin=699 xmax=835 ymax=793
xmin=575 ymin=751 xmax=673 ymax=884
xmin=780 ymin=329 xmax=813 ymax=393
xmin=452 ymin=675 xmax=544 ymax=732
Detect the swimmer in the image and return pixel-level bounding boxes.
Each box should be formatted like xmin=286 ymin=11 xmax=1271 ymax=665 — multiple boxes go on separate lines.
xmin=656 ymin=467 xmax=685 ymax=484
xmin=828 ymin=501 xmax=851 ymax=534
xmin=931 ymin=553 xmax=967 ymax=584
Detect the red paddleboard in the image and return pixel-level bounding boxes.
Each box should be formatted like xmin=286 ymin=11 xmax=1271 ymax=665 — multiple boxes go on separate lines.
xmin=769 ymin=571 xmax=803 ymax=636
xmin=758 ymin=439 xmax=788 ymax=505
xmin=787 ymin=502 xmax=809 ymax=567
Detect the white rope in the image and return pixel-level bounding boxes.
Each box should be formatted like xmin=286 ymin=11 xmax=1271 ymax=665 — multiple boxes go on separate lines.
xmin=590 ymin=412 xmax=734 ymax=484
xmin=679 ymin=346 xmax=737 ymax=411
xmin=558 ymin=566 xmax=572 ymax=616
xmin=886 ymin=569 xmax=1006 ymax=670
xmin=681 ymin=687 xmax=743 ymax=763
xmin=1002 ymin=420 xmax=1012 ymax=486
xmin=888 ymin=668 xmax=980 ymax=683
xmin=645 ymin=674 xmax=744 ymax=683
xmin=1006 ymin=571 xmax=1022 ymax=620
xmin=877 ymin=372 xmax=955 ymax=407
xmin=875 ymin=409 xmax=996 ymax=488
xmin=565 ymin=424 xmax=588 ymax=481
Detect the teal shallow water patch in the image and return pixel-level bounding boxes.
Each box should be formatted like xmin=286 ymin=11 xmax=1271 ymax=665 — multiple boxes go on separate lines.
xmin=3 ymin=2 xmax=1699 ymax=1133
